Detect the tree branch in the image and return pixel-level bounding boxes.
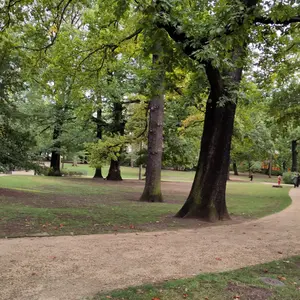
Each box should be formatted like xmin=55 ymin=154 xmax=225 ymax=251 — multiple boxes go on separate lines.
xmin=254 ymin=16 xmax=300 ymax=25
xmin=78 ymin=28 xmax=143 ymax=67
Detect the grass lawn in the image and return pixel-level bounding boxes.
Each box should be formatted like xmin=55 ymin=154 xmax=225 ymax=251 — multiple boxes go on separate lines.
xmin=93 ymin=256 xmax=300 ymax=300
xmin=62 ymin=163 xmax=278 ymax=183
xmin=62 ymin=163 xmax=196 ymax=182
xmin=0 ymin=176 xmax=291 ymax=238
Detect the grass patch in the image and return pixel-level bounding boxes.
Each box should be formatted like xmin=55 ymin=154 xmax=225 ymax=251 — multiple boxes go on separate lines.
xmin=62 ymin=163 xmax=283 ymax=183
xmin=93 ymin=256 xmax=300 ymax=300
xmin=63 ymin=163 xmax=196 ymax=181
xmin=0 ymin=176 xmax=292 ymax=237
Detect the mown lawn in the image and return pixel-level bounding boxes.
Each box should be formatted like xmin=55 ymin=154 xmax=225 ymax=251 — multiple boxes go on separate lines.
xmin=0 ymin=176 xmax=291 ymax=237
xmin=62 ymin=163 xmax=281 ymax=183
xmin=63 ymin=163 xmax=196 ymax=181
xmin=93 ymin=256 xmax=300 ymax=300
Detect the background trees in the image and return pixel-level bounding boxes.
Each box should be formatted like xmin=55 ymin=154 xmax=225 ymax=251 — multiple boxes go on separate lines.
xmin=1 ymin=0 xmax=300 ymax=220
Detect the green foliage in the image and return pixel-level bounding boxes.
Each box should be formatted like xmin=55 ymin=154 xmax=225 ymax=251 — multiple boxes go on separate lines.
xmin=87 ymin=135 xmax=128 ymax=168
xmin=283 ymin=172 xmax=297 ymax=185
xmin=61 ymin=170 xmax=86 ymax=177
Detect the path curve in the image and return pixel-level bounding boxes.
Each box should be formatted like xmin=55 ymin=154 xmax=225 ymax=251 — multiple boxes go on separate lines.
xmin=1 ymin=189 xmax=300 ymax=300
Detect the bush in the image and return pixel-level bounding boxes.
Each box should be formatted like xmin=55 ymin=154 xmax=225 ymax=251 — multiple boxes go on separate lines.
xmin=61 ymin=170 xmax=86 ymax=177
xmin=283 ymin=172 xmax=297 ymax=184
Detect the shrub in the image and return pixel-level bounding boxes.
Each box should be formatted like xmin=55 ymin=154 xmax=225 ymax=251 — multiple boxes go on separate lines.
xmin=283 ymin=172 xmax=297 ymax=184
xmin=61 ymin=170 xmax=86 ymax=177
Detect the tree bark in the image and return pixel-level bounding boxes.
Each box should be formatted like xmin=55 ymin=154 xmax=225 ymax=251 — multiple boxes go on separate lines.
xmin=106 ymin=102 xmax=125 ymax=181
xmin=49 ymin=124 xmax=62 ymax=176
xmin=233 ymin=161 xmax=239 ymax=175
xmin=106 ymin=159 xmax=122 ymax=181
xmin=283 ymin=161 xmax=287 ymax=172
xmin=140 ymin=51 xmax=165 ymax=202
xmin=292 ymin=140 xmax=298 ymax=172
xmin=138 ymin=142 xmax=143 ymax=180
xmin=176 ymin=63 xmax=242 ymax=221
xmin=94 ymin=109 xmax=103 ymax=179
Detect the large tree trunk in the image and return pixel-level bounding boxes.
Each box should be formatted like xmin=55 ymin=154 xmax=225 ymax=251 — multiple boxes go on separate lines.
xmin=106 ymin=159 xmax=122 ymax=181
xmin=106 ymin=102 xmax=125 ymax=181
xmin=292 ymin=140 xmax=298 ymax=172
xmin=140 ymin=51 xmax=165 ymax=202
xmin=233 ymin=161 xmax=239 ymax=175
xmin=176 ymin=63 xmax=242 ymax=221
xmin=94 ymin=109 xmax=103 ymax=179
xmin=283 ymin=161 xmax=287 ymax=172
xmin=49 ymin=125 xmax=62 ymax=176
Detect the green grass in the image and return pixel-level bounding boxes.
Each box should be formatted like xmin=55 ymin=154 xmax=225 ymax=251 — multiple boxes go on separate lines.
xmin=93 ymin=256 xmax=300 ymax=300
xmin=226 ymin=183 xmax=291 ymax=218
xmin=0 ymin=176 xmax=292 ymax=237
xmin=62 ymin=163 xmax=284 ymax=183
xmin=62 ymin=163 xmax=196 ymax=181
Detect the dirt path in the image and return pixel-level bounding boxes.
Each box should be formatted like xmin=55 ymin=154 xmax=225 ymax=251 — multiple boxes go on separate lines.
xmin=1 ymin=189 xmax=300 ymax=300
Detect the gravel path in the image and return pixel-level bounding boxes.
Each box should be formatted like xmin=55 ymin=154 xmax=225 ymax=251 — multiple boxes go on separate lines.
xmin=1 ymin=188 xmax=300 ymax=300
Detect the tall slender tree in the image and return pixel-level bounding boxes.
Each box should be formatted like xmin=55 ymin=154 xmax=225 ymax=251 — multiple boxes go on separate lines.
xmin=140 ymin=41 xmax=165 ymax=202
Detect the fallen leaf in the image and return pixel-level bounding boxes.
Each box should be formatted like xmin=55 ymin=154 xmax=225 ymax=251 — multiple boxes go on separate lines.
xmin=215 ymin=257 xmax=222 ymax=261
xmin=278 ymin=251 xmax=283 ymax=254
xmin=278 ymin=276 xmax=286 ymax=281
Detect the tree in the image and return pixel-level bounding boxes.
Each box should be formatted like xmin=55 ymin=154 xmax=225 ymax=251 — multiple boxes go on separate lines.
xmin=0 ymin=30 xmax=36 ymax=172
xmin=140 ymin=42 xmax=165 ymax=202
xmin=93 ymin=108 xmax=104 ymax=178
xmin=153 ymin=0 xmax=300 ymax=220
xmin=270 ymin=80 xmax=300 ymax=172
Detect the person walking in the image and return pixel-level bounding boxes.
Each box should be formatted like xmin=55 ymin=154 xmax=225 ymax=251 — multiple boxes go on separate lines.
xmin=293 ymin=173 xmax=300 ymax=188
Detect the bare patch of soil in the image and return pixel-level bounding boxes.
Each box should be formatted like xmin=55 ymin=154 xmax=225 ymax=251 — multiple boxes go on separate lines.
xmin=227 ymin=282 xmax=273 ymax=299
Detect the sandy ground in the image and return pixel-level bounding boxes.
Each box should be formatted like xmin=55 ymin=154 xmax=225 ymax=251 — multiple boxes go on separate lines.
xmin=1 ymin=189 xmax=300 ymax=300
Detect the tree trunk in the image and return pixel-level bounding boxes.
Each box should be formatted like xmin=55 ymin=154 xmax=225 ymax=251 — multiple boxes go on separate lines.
xmin=233 ymin=161 xmax=239 ymax=175
xmin=94 ymin=109 xmax=104 ymax=179
xmin=94 ymin=168 xmax=103 ymax=178
xmin=292 ymin=140 xmax=298 ymax=172
xmin=106 ymin=102 xmax=125 ymax=181
xmin=140 ymin=51 xmax=165 ymax=202
xmin=138 ymin=141 xmax=143 ymax=180
xmin=283 ymin=161 xmax=287 ymax=172
xmin=176 ymin=63 xmax=242 ymax=221
xmin=49 ymin=125 xmax=62 ymax=176
xmin=106 ymin=159 xmax=122 ymax=181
